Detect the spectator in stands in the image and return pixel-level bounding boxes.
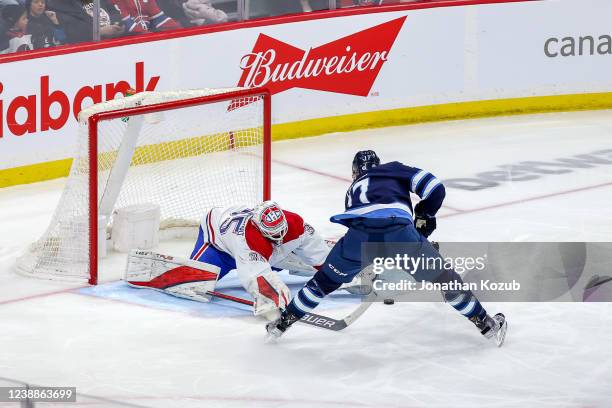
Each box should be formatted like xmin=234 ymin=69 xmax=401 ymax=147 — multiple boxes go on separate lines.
xmin=111 ymin=0 xmax=181 ymax=34
xmin=49 ymin=0 xmax=123 ymax=44
xmin=0 ymin=0 xmax=23 ymax=50
xmin=26 ymin=0 xmax=66 ymax=48
xmin=180 ymin=0 xmax=227 ymax=26
xmin=1 ymin=4 xmax=33 ymax=53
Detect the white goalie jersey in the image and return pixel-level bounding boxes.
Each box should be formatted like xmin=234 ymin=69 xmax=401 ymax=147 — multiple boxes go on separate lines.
xmin=188 ymin=205 xmax=330 ymax=317
xmin=196 ymin=205 xmax=329 ymax=287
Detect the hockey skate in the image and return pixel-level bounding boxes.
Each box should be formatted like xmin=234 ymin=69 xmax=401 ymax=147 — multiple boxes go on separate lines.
xmin=473 ymin=313 xmax=507 ymax=347
xmin=265 ymin=309 xmax=300 ymax=341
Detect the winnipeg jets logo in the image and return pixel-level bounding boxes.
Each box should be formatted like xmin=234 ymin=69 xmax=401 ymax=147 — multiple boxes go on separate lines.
xmin=236 ymin=17 xmax=406 ymax=97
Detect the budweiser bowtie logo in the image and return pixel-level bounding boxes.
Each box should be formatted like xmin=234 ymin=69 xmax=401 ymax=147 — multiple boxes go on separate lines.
xmin=237 ymin=17 xmax=406 ymax=97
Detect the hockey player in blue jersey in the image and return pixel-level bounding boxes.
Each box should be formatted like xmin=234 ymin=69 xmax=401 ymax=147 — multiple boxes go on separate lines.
xmin=266 ymin=150 xmax=507 ymax=346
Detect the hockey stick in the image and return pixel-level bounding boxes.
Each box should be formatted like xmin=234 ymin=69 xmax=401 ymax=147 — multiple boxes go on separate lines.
xmin=297 ymin=267 xmax=379 ymax=330
xmin=206 ymin=290 xmax=254 ymax=306
xmin=300 ymin=296 xmax=375 ymax=331
xmin=301 ymin=242 xmax=441 ymax=330
xmin=206 ymin=290 xmax=373 ymax=331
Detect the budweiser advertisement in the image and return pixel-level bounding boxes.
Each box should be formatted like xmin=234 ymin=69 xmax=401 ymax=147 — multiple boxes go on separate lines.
xmin=237 ymin=17 xmax=406 ymax=97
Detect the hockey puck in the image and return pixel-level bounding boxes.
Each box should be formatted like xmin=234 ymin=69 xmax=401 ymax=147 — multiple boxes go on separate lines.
xmin=383 ymin=298 xmax=395 ymax=305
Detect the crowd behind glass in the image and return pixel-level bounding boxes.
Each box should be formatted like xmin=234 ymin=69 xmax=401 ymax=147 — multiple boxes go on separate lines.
xmin=0 ymin=0 xmax=437 ymax=54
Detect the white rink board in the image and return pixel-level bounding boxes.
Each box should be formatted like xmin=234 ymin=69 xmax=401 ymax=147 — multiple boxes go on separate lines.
xmin=0 ymin=0 xmax=611 ymax=170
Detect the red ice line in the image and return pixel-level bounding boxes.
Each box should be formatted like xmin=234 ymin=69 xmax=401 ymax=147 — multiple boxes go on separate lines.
xmin=0 ymin=285 xmax=87 ymax=306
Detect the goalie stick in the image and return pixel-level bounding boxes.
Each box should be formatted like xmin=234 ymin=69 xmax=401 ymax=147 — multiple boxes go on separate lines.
xmin=206 ymin=289 xmax=375 ymax=331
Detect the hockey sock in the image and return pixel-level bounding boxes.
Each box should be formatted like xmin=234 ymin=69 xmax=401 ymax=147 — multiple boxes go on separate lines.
xmin=435 ymin=268 xmax=487 ymax=320
xmin=444 ymin=290 xmax=487 ymax=320
xmin=287 ymin=270 xmax=342 ymax=318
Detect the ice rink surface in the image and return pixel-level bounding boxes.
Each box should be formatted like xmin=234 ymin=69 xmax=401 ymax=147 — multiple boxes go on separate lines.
xmin=1 ymin=110 xmax=612 ymax=407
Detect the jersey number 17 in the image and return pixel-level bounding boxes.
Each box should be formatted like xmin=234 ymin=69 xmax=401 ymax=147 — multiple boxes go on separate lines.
xmin=346 ymin=178 xmax=370 ymax=208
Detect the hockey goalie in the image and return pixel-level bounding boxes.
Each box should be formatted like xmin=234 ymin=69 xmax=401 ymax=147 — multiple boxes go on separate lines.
xmin=125 ymin=201 xmax=330 ymax=320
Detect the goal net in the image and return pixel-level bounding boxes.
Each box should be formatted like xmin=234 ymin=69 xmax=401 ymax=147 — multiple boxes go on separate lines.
xmin=16 ymin=88 xmax=271 ymax=284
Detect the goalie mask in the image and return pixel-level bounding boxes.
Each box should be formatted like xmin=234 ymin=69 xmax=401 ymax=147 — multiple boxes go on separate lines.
xmin=252 ymin=201 xmax=288 ymax=242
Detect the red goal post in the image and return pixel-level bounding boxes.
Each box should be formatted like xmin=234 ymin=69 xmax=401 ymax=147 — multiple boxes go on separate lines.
xmin=88 ymin=88 xmax=271 ymax=284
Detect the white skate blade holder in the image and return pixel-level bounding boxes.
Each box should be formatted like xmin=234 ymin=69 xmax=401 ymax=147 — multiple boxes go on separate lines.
xmin=112 ymin=203 xmax=161 ymax=253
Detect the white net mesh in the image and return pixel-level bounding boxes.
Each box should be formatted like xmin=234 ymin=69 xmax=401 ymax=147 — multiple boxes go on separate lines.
xmin=16 ymin=89 xmax=267 ymax=282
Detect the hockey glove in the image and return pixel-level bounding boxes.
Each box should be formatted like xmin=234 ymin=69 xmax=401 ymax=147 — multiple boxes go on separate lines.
xmin=246 ymin=270 xmax=292 ymax=321
xmin=414 ymin=202 xmax=437 ymax=238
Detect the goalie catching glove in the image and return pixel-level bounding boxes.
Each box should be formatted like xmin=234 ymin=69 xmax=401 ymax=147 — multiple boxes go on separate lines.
xmin=245 ymin=269 xmax=291 ymax=321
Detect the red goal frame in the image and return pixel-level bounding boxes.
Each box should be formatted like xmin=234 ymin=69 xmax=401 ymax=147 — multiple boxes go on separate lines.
xmin=86 ymin=88 xmax=272 ymax=285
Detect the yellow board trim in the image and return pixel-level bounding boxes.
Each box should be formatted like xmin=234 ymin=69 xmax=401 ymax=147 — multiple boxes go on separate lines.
xmin=0 ymin=159 xmax=73 ymax=188
xmin=2 ymin=92 xmax=612 ymax=188
xmin=271 ymin=92 xmax=612 ymax=140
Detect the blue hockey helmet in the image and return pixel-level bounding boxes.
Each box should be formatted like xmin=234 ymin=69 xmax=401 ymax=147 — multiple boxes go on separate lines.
xmin=352 ymin=150 xmax=380 ymax=180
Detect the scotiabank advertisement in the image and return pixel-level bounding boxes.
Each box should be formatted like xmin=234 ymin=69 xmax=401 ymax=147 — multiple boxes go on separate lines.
xmin=0 ymin=0 xmax=611 ymax=171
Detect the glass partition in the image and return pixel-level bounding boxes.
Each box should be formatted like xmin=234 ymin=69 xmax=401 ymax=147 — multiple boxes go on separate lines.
xmin=0 ymin=0 xmax=447 ymax=55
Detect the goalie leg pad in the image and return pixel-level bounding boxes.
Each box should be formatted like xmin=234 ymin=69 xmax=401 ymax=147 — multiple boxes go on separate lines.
xmin=125 ymin=250 xmax=221 ymax=302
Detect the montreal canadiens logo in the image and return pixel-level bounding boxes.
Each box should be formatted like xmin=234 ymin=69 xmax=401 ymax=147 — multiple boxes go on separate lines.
xmin=262 ymin=208 xmax=283 ymax=227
